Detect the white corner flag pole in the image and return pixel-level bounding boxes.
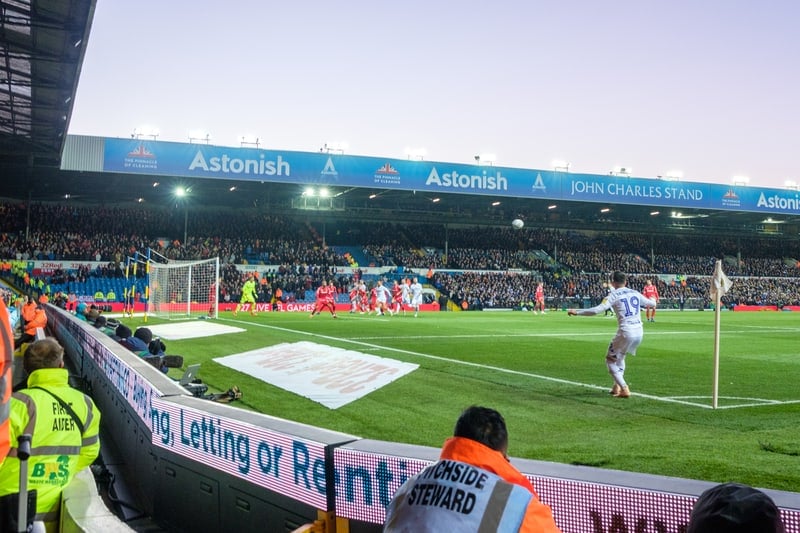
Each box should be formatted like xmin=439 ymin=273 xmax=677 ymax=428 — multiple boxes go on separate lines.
xmin=712 ymin=288 xmax=722 ymax=409
xmin=711 ymin=259 xmax=732 ymax=409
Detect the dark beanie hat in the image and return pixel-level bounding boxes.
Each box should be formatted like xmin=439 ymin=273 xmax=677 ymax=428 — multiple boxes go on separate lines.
xmin=688 ymin=483 xmax=785 ymax=533
xmin=115 ymin=324 xmax=132 ymax=339
xmin=134 ymin=327 xmax=153 ymax=344
xmin=94 ymin=315 xmax=107 ymax=328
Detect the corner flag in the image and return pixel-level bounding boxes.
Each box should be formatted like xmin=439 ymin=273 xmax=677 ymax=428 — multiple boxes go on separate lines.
xmin=710 ymin=259 xmax=732 ymax=409
xmin=710 ymin=260 xmax=732 ymax=301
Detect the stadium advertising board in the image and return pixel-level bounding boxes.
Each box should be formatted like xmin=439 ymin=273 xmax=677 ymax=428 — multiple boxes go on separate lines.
xmin=101 ymin=137 xmax=800 ymax=216
xmin=52 ymin=311 xmax=159 ymax=423
xmin=333 ymin=448 xmax=800 ymax=531
xmin=149 ymin=397 xmax=331 ymax=509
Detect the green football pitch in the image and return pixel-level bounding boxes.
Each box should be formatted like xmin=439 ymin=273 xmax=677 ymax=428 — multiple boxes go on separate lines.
xmin=128 ymin=309 xmax=800 ymax=492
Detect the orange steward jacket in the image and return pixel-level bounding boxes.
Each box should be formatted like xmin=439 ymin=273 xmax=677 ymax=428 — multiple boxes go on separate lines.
xmin=439 ymin=437 xmax=561 ymax=533
xmin=24 ymin=309 xmax=47 ymax=336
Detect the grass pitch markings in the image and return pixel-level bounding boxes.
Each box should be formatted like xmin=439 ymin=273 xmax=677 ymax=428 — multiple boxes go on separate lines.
xmin=221 ymin=318 xmax=798 ymax=410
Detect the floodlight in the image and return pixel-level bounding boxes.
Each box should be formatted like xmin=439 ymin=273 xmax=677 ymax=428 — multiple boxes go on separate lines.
xmin=476 ymin=153 xmax=496 ymax=166
xmin=404 ymin=147 xmax=427 ymax=160
xmin=611 ymin=166 xmax=631 ymax=177
xmin=322 ymin=141 xmax=348 ymax=154
xmin=189 ymin=130 xmax=212 ymax=144
xmin=132 ymin=125 xmax=159 ymax=140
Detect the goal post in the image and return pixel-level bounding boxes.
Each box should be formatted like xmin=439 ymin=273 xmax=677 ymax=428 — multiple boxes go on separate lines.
xmin=147 ymin=256 xmax=220 ymax=319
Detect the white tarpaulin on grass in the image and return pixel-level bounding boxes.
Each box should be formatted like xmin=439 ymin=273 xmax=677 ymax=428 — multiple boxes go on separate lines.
xmin=214 ymin=341 xmax=419 ymax=409
xmin=146 ymin=321 xmax=245 ymax=340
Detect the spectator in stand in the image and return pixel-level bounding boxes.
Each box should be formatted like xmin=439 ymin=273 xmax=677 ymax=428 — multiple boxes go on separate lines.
xmin=687 ymin=482 xmax=785 ymax=533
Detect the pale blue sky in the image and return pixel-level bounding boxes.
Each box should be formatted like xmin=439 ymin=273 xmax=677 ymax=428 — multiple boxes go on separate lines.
xmin=69 ymin=1 xmax=800 ymax=188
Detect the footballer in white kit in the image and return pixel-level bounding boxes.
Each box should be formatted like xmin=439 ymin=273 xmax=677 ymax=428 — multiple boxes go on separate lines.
xmin=567 ymin=271 xmax=656 ymax=398
xmin=409 ymin=278 xmax=423 ymax=317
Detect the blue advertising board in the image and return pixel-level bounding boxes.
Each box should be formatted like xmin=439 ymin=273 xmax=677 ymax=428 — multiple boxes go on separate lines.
xmin=102 ymin=138 xmax=800 ymax=216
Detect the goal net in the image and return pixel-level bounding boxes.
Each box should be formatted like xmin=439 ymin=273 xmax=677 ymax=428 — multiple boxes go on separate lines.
xmin=148 ymin=257 xmax=220 ymax=319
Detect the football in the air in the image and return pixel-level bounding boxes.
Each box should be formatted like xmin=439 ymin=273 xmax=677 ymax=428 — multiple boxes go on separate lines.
xmin=512 ymin=219 xmax=524 ymax=230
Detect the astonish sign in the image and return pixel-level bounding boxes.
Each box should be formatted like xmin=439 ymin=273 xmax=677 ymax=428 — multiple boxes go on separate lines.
xmin=97 ymin=136 xmax=800 ymax=216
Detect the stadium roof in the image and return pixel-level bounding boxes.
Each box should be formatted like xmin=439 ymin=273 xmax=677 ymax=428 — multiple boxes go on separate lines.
xmin=0 ymin=2 xmax=797 ymax=239
xmin=0 ymin=0 xmax=94 ymax=170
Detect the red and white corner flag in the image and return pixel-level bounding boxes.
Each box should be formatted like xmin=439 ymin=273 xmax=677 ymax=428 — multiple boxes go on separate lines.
xmin=711 ymin=259 xmax=732 ymax=409
xmin=710 ymin=260 xmax=732 ymax=301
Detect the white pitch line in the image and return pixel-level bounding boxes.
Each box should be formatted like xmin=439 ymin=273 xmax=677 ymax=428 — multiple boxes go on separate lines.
xmin=350 ymin=331 xmax=692 ymax=340
xmin=222 ymin=318 xmax=799 ymax=410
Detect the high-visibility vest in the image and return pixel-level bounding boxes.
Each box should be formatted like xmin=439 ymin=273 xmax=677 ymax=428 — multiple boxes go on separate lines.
xmin=384 ymin=459 xmax=532 ymax=532
xmin=0 ymin=299 xmax=13 ymax=462
xmin=0 ymin=368 xmax=101 ymax=527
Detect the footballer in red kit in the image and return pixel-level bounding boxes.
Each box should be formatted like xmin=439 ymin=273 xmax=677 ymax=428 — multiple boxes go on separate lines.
xmin=534 ymin=281 xmax=546 ymax=315
xmin=642 ymin=279 xmax=659 ymax=322
xmin=310 ymin=279 xmax=338 ymax=318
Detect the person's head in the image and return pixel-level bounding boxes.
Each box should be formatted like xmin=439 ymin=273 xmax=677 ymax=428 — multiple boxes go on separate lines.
xmin=646 ymin=279 xmax=653 ymax=286
xmin=453 ymin=406 xmax=509 ymax=455
xmin=115 ymin=323 xmax=132 ymax=339
xmin=94 ymin=315 xmax=107 ymax=329
xmin=23 ymin=337 xmax=64 ymax=375
xmin=134 ymin=327 xmax=153 ymax=344
xmin=148 ymin=338 xmax=166 ymax=355
xmin=611 ymin=271 xmax=627 ymax=288
xmin=688 ymin=482 xmax=785 ymax=533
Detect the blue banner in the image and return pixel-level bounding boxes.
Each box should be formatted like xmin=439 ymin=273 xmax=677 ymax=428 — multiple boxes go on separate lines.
xmin=102 ymin=138 xmax=800 ymax=216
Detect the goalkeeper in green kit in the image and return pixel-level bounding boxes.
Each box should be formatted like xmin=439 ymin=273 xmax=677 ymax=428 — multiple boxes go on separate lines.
xmin=233 ymin=273 xmax=259 ymax=317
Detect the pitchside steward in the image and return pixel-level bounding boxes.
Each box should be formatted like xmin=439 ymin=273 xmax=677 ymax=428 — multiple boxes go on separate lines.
xmin=0 ymin=338 xmax=101 ymax=532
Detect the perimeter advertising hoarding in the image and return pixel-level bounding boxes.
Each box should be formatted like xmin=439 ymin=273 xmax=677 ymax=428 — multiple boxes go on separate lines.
xmin=333 ymin=447 xmax=800 ymax=532
xmin=149 ymin=397 xmax=336 ymax=510
xmin=52 ymin=310 xmax=159 ymax=422
xmin=102 ymin=137 xmax=800 ymax=216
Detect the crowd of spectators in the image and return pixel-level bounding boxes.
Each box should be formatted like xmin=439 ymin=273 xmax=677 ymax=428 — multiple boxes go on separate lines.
xmin=4 ymin=200 xmax=800 ymax=308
